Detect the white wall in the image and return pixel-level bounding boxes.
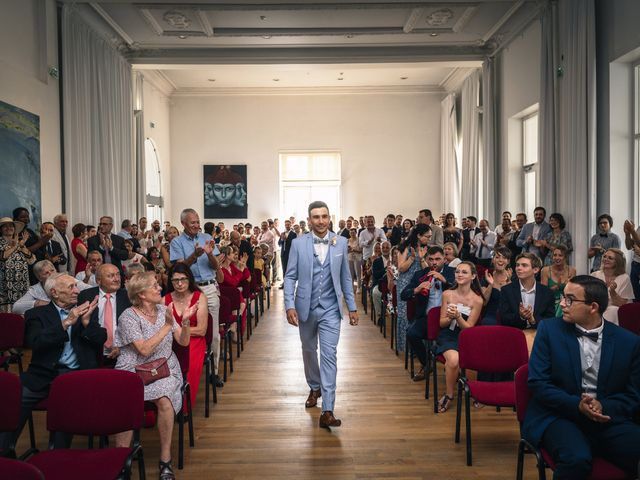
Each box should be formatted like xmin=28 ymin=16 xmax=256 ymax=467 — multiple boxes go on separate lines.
xmin=169 ymin=92 xmax=442 ymax=225
xmin=0 ymin=0 xmax=61 ymax=221
xmin=497 ymin=20 xmax=541 ymax=214
xmin=142 ymin=75 xmax=173 ymax=224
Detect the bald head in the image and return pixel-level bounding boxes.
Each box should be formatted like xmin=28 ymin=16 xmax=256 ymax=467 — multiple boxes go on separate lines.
xmin=230 ymin=231 xmax=241 ymax=245
xmin=96 ymin=263 xmax=121 ymax=293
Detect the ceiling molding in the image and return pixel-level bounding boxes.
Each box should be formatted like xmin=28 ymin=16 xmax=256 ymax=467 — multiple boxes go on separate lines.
xmin=127 ymin=45 xmax=490 ymax=65
xmin=170 ymin=84 xmax=446 ymax=97
xmin=196 ymin=9 xmax=214 ymax=37
xmin=138 ymin=8 xmax=164 ymax=35
xmin=479 ymin=0 xmax=526 ymax=45
xmin=89 ymin=3 xmax=135 ymax=45
xmin=452 ymin=6 xmax=478 ymax=32
xmin=403 ymin=8 xmax=426 ymax=33
xmin=439 ymin=66 xmax=478 ymax=91
xmin=138 ymin=69 xmax=176 ymax=96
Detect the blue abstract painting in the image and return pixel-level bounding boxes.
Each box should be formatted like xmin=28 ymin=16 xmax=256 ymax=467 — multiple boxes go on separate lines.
xmin=0 ymin=100 xmax=41 ymax=227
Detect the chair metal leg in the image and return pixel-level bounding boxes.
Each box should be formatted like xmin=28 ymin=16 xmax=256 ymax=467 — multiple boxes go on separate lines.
xmin=390 ymin=313 xmax=395 ymax=350
xmin=177 ymin=411 xmax=184 ymax=469
xmin=186 ymin=384 xmax=194 ymax=448
xmin=223 ymin=335 xmax=228 ymax=383
xmin=433 ymin=360 xmax=439 ymax=414
xmin=236 ymin=315 xmax=242 ymax=357
xmin=404 ymin=339 xmax=409 ymax=370
xmin=425 ymin=352 xmax=431 ymax=400
xmin=229 ymin=333 xmax=234 ymax=373
xmin=247 ymin=302 xmax=252 ymax=340
xmin=465 ymin=385 xmax=472 ymax=466
xmin=516 ymin=440 xmax=525 ymax=480
xmin=204 ymin=357 xmax=211 ymax=418
xmin=266 ymin=287 xmax=271 ymax=309
xmin=455 ymin=380 xmax=463 ymax=443
xmin=410 ymin=353 xmax=415 ymax=377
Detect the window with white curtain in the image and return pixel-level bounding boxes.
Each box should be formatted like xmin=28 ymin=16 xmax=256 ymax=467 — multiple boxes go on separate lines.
xmin=522 ymin=112 xmax=539 ymax=219
xmin=144 ymin=138 xmax=163 ymax=223
xmin=635 ymin=64 xmax=640 ymax=220
xmin=279 ymin=152 xmax=341 ymax=224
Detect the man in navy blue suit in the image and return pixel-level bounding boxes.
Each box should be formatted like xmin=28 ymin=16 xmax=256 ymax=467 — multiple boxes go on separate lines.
xmin=523 ymin=275 xmax=640 ymax=479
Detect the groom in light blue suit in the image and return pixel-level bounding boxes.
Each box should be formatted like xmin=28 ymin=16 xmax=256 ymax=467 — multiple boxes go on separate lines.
xmin=284 ymin=201 xmax=358 ymax=429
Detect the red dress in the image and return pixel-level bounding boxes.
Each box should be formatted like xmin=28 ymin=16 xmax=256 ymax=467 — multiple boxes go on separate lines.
xmin=164 ymin=291 xmax=206 ymax=409
xmin=72 ymin=237 xmax=87 ymax=274
xmin=221 ymin=263 xmax=251 ymax=334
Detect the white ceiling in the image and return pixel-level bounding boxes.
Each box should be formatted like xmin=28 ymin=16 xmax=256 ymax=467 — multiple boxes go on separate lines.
xmin=68 ymin=1 xmax=541 ymax=94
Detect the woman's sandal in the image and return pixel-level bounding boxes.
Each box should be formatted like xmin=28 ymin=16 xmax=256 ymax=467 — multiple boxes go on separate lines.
xmin=473 ymin=400 xmax=485 ymax=409
xmin=159 ymin=460 xmax=176 ymax=480
xmin=438 ymin=394 xmax=454 ymax=413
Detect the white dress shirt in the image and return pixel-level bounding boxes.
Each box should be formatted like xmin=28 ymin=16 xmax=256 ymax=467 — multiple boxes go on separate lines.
xmin=358 ymin=228 xmax=386 ymax=260
xmin=471 ymin=231 xmax=497 ymax=259
xmin=575 ymin=320 xmax=604 ymax=398
xmin=519 ymin=280 xmax=537 ymax=328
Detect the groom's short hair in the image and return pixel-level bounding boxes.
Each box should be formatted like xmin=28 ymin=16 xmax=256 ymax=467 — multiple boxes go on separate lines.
xmin=308 ymin=201 xmax=329 ymax=216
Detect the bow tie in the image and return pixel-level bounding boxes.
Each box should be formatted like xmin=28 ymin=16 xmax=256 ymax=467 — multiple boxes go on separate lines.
xmin=313 ymin=237 xmax=329 ymax=245
xmin=575 ymin=329 xmax=599 ymax=342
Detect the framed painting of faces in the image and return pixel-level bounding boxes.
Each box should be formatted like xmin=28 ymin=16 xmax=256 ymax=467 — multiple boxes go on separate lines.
xmin=203 ymin=165 xmax=248 ymax=219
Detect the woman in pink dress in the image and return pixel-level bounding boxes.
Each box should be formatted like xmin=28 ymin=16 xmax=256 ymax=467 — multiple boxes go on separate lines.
xmin=163 ymin=263 xmax=209 ymax=409
xmin=219 ymin=244 xmax=251 ymax=335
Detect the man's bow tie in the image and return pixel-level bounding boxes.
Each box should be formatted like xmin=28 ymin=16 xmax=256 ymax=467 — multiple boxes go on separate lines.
xmin=575 ymin=329 xmax=599 ymax=342
xmin=313 ymin=237 xmax=329 ymax=245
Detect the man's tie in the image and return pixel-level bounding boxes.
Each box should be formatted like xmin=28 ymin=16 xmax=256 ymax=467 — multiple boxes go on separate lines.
xmin=313 ymin=237 xmax=329 ymax=245
xmin=575 ymin=328 xmax=598 ymax=342
xmin=104 ymin=293 xmax=114 ymax=348
xmin=48 ymin=242 xmax=54 ymax=256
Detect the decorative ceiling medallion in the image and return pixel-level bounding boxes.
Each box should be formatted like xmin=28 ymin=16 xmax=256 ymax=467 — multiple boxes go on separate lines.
xmin=163 ymin=11 xmax=192 ymax=29
xmin=425 ymin=8 xmax=454 ymax=27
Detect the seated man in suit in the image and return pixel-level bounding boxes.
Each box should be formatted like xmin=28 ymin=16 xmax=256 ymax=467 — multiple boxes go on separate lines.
xmin=499 ymin=252 xmax=556 ymax=350
xmin=0 ymin=273 xmax=104 ymax=451
xmin=87 ymin=216 xmax=129 ymax=272
xmin=401 ymin=246 xmax=455 ymax=381
xmin=34 ymin=222 xmax=67 ymax=273
xmin=523 ymin=275 xmax=640 ymax=479
xmin=77 ymin=263 xmax=131 ymax=366
xmin=371 ymin=241 xmax=392 ymax=322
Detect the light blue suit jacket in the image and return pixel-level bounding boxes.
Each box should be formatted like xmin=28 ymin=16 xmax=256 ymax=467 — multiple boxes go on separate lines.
xmin=516 ymin=221 xmax=552 ymax=254
xmin=283 ymin=232 xmax=357 ymax=322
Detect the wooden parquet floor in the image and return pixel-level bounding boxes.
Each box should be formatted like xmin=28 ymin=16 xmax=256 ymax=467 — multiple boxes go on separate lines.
xmin=17 ymin=290 xmax=538 ymax=479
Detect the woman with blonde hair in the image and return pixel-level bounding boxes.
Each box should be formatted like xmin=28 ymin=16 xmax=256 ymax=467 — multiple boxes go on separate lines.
xmin=115 ymin=271 xmax=194 ymax=479
xmin=443 ymin=242 xmax=461 ymax=269
xmin=590 ymin=248 xmax=634 ymax=324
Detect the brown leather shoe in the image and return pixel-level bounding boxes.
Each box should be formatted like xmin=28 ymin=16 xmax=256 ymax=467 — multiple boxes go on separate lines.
xmin=319 ymin=411 xmax=342 ymax=429
xmin=412 ymin=367 xmax=426 ymax=382
xmin=305 ymin=389 xmax=321 ymax=408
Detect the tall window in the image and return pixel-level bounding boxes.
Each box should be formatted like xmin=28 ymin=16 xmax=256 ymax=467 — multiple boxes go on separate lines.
xmin=523 ymin=112 xmax=539 ymax=219
xmin=279 ymin=152 xmax=341 ymax=224
xmin=144 ymin=138 xmax=163 ymax=223
xmin=635 ymin=64 xmax=640 ymax=220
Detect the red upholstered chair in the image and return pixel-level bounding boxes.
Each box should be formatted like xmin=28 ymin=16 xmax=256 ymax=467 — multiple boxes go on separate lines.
xmin=514 ymin=364 xmax=632 ymax=480
xmin=0 ymin=371 xmax=21 ymax=458
xmin=204 ymin=314 xmax=217 ymax=417
xmin=0 ymin=313 xmax=26 ymax=373
xmin=26 ymin=369 xmax=145 ymax=480
xmin=218 ymin=294 xmax=235 ymax=382
xmin=424 ymin=307 xmax=444 ymax=408
xmin=618 ymin=303 xmax=640 ymax=335
xmin=455 ymin=326 xmax=528 ymax=466
xmin=219 ymin=285 xmax=243 ymax=357
xmin=0 ymin=458 xmax=44 ymax=480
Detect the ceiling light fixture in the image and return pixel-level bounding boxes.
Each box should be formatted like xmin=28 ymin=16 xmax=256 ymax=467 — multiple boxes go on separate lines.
xmin=400 ymin=76 xmax=408 ymax=80
xmin=345 ymin=34 xmax=354 ymax=39
xmin=337 ymin=77 xmax=344 ymax=81
xmin=178 ymin=35 xmax=188 ymax=39
xmin=260 ymin=15 xmax=267 ymax=20
xmin=208 ymin=79 xmax=216 ymax=82
xmin=262 ymin=35 xmax=271 ymax=39
xmin=430 ymin=33 xmax=438 ymax=37
xmin=273 ymin=78 xmax=280 ymax=82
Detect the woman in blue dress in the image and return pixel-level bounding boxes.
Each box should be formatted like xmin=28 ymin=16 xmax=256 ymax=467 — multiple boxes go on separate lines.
xmin=395 ymin=224 xmax=432 ymax=352
xmin=436 ymin=261 xmax=484 ymax=413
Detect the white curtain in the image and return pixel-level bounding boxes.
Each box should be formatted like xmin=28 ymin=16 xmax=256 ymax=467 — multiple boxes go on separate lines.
xmin=556 ymin=0 xmax=596 ymax=274
xmin=62 ymin=6 xmax=134 ymax=226
xmin=482 ymin=58 xmax=498 ymax=226
xmin=134 ymin=73 xmax=146 ymax=219
xmin=538 ymin=1 xmax=559 ymax=213
xmin=460 ymin=70 xmax=481 ymax=219
xmin=440 ymin=93 xmax=460 ymax=218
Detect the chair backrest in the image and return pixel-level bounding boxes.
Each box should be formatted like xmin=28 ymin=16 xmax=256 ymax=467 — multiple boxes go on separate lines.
xmin=0 ymin=457 xmax=44 ymax=480
xmin=426 ymin=306 xmax=441 ymax=341
xmin=172 ymin=341 xmax=190 ymax=375
xmin=219 ymin=294 xmax=233 ymax=326
xmin=379 ymin=279 xmax=389 ymax=296
xmin=392 ymin=285 xmax=397 ymax=307
xmin=219 ymin=285 xmax=241 ymax=310
xmin=46 ymin=369 xmax=144 ymax=436
xmin=406 ymin=298 xmax=416 ymax=321
xmin=204 ymin=313 xmax=213 ymax=346
xmin=514 ymin=364 xmax=530 ymax=423
xmin=618 ymin=303 xmax=640 ymax=335
xmin=458 ymin=326 xmax=529 ymax=373
xmin=0 ymin=313 xmax=25 ymax=350
xmin=239 ymin=279 xmax=251 ymax=300
xmin=0 ymin=372 xmax=21 ymax=432
xmin=252 ymin=269 xmax=262 ymax=288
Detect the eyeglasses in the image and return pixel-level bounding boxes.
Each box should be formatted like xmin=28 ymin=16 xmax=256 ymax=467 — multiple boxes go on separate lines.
xmin=560 ymin=295 xmax=589 ymax=307
xmin=171 ymin=277 xmax=189 ymax=284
